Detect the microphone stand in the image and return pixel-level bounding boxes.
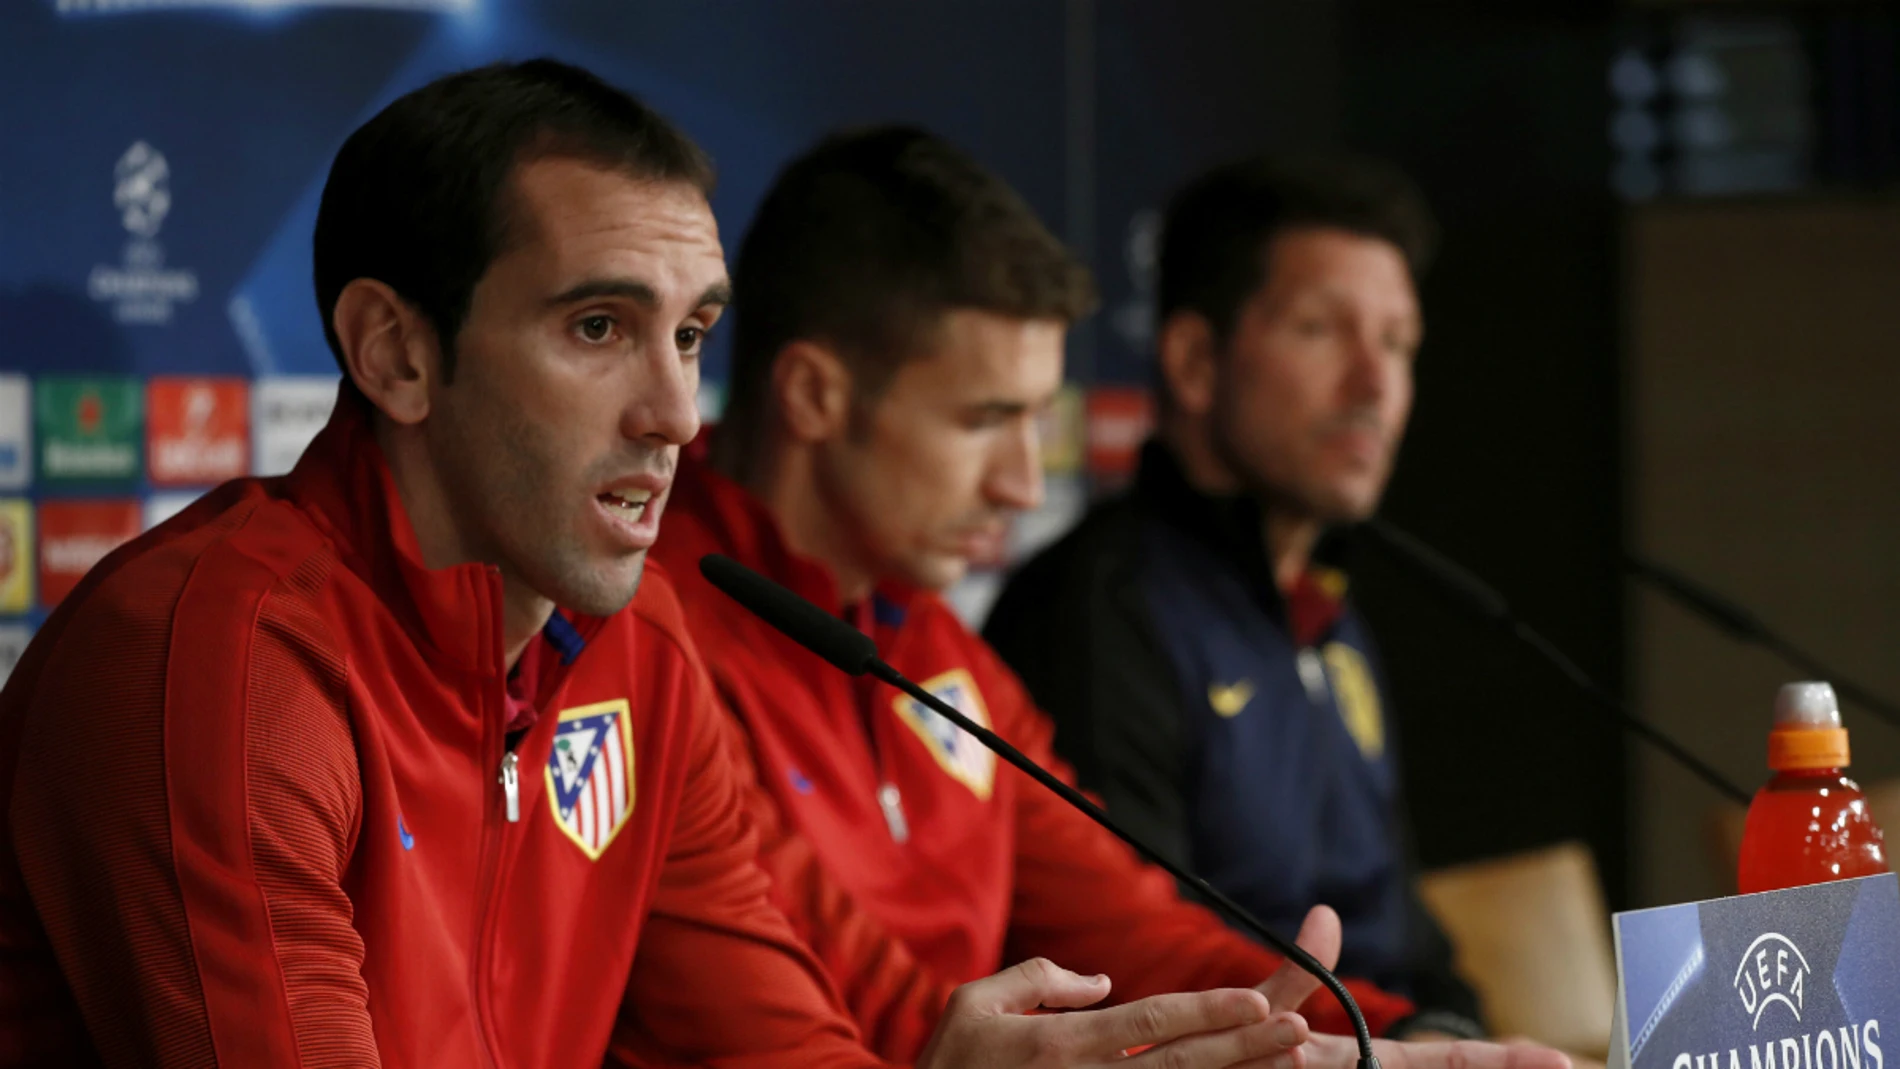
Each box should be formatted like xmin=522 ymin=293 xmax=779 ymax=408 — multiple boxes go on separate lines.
xmin=1359 ymin=519 xmax=1752 ymax=806
xmin=1625 ymin=552 xmax=1900 ymax=731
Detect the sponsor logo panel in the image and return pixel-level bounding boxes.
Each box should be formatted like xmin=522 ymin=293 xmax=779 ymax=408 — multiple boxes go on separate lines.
xmin=36 ymin=376 xmax=142 ymax=484
xmin=37 ymin=499 xmax=141 ymax=608
xmin=0 ymin=376 xmax=30 ymax=491
xmin=253 ymin=377 xmax=338 ymax=476
xmin=147 ymin=376 xmax=249 ymax=485
xmin=0 ymin=500 xmax=32 ymax=613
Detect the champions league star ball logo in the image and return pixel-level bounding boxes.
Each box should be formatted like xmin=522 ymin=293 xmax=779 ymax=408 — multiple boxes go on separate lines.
xmin=1109 ymin=209 xmax=1163 ymax=352
xmin=88 ymin=140 xmax=198 ymax=324
xmin=1735 ymin=934 xmax=1809 ymax=1030
xmin=113 ymin=141 xmax=170 ymax=240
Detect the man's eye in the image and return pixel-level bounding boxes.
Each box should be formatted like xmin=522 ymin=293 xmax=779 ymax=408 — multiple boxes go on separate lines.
xmin=577 ymin=316 xmax=615 ymax=343
xmin=676 ymin=326 xmax=704 ymax=354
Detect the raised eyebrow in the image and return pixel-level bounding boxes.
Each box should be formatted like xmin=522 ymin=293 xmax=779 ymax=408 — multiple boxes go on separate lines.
xmin=696 ymin=281 xmax=734 ymax=311
xmin=546 ymin=279 xmax=660 ymax=310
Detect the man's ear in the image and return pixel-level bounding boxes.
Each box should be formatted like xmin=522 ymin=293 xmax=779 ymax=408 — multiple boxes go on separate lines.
xmin=331 ymin=279 xmax=443 ymax=426
xmin=771 ymin=340 xmax=856 ymax=444
xmin=1156 ymin=310 xmax=1220 ymax=418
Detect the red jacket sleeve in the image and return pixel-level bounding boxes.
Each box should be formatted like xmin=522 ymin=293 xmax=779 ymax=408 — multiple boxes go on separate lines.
xmin=608 ymin=652 xmax=888 ymax=1069
xmin=979 ymin=645 xmax=1416 ymax=1038
xmin=8 ymin=553 xmax=380 ymax=1067
xmin=711 ymin=699 xmax=960 ymax=1062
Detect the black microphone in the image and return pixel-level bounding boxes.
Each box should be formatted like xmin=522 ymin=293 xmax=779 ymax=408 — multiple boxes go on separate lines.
xmin=698 ymin=552 xmax=1383 ymax=1069
xmin=1624 ymin=552 xmax=1900 ymax=730
xmin=1355 ymin=519 xmax=1751 ymax=805
xmin=700 ymin=553 xmax=880 ymax=674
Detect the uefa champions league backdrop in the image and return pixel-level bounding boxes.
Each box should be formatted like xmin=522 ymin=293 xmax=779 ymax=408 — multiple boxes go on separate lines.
xmin=0 ymin=0 xmax=1343 ymax=672
xmin=0 ymin=0 xmax=1088 ymax=382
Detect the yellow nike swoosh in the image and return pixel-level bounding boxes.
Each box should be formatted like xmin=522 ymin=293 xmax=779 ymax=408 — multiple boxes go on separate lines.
xmin=1208 ymin=680 xmax=1255 ymax=718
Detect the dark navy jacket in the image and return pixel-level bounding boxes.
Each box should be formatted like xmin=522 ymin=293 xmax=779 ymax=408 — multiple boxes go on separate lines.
xmin=985 ymin=442 xmax=1481 ymax=1031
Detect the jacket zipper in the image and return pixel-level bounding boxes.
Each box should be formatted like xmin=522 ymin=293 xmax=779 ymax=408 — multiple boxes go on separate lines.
xmin=854 ymin=612 xmax=908 ymax=843
xmin=1296 ymin=646 xmax=1331 ymax=706
xmin=877 ymin=781 xmax=909 ymax=843
xmin=860 ymin=686 xmax=909 ymax=843
xmin=499 ymin=752 xmax=520 ymax=822
xmin=471 ymin=570 xmax=510 ymax=1069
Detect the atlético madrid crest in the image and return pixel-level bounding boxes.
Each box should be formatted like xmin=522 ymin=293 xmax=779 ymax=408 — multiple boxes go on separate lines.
xmin=892 ymin=669 xmax=997 ymax=800
xmin=545 ymin=699 xmax=634 ymax=860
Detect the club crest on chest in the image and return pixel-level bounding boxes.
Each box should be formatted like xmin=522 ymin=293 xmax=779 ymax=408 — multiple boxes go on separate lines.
xmin=891 ymin=669 xmax=996 ymax=800
xmin=545 ymin=699 xmax=635 ymax=860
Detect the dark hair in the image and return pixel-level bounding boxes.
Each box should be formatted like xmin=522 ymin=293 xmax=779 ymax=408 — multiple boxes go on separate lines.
xmin=1158 ymin=154 xmax=1436 ymax=341
xmin=313 ymin=59 xmax=714 ymax=379
xmin=719 ymin=125 xmax=1095 ymax=461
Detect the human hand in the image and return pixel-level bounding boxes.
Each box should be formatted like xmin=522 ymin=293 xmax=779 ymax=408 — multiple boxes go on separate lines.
xmin=1252 ymin=907 xmax=1571 ymax=1069
xmin=916 ymin=956 xmax=1312 ymax=1069
xmin=1254 ymin=905 xmax=1348 ymax=1015
xmin=1304 ymin=1032 xmax=1572 ymax=1069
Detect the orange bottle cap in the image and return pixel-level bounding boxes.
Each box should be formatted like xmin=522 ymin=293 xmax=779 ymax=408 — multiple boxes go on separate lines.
xmin=1769 ymin=726 xmax=1850 ymax=771
xmin=1769 ymin=682 xmax=1851 ymax=770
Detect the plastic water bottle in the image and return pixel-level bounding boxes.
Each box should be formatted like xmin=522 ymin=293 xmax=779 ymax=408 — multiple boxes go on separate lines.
xmin=1736 ymin=682 xmax=1887 ymax=894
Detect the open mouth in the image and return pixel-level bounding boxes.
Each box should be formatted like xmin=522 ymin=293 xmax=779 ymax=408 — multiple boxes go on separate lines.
xmin=597 ymin=487 xmax=653 ymax=522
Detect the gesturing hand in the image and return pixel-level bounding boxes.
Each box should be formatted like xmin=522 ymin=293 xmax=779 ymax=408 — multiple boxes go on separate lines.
xmin=1253 ymin=906 xmax=1573 ymax=1069
xmin=916 ymin=956 xmax=1312 ymax=1069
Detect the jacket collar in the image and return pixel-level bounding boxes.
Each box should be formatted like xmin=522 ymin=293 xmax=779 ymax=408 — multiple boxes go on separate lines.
xmin=1135 ymin=439 xmax=1277 ymax=595
xmin=1132 ymin=439 xmax=1352 ymax=632
xmin=280 ymin=384 xmax=506 ymax=676
xmin=667 ymin=452 xmax=923 ymax=624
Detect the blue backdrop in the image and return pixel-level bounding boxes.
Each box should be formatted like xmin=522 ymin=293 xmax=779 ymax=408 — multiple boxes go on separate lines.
xmin=0 ymin=0 xmax=1341 ymax=383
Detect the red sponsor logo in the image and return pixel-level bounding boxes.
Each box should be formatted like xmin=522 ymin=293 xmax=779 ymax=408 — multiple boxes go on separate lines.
xmin=1085 ymin=387 xmax=1155 ymax=483
xmin=37 ymin=500 xmax=141 ymax=608
xmin=147 ymin=377 xmax=249 ymax=486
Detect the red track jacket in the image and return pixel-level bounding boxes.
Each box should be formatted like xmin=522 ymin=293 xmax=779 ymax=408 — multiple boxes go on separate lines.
xmin=0 ymin=391 xmax=877 ymax=1068
xmin=651 ymin=458 xmax=1416 ymax=1061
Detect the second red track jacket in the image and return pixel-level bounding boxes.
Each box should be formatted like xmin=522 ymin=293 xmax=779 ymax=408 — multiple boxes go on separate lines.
xmin=651 ymin=458 xmax=1416 ymax=1062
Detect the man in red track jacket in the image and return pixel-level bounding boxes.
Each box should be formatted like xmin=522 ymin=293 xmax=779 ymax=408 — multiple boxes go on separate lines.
xmin=0 ymin=62 xmax=1319 ymax=1069
xmin=656 ymin=127 xmax=1569 ymax=1069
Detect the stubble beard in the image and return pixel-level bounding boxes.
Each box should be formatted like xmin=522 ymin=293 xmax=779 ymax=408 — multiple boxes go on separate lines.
xmin=1211 ymin=416 xmax=1389 ymax=528
xmin=431 ymin=402 xmax=651 ymax=622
